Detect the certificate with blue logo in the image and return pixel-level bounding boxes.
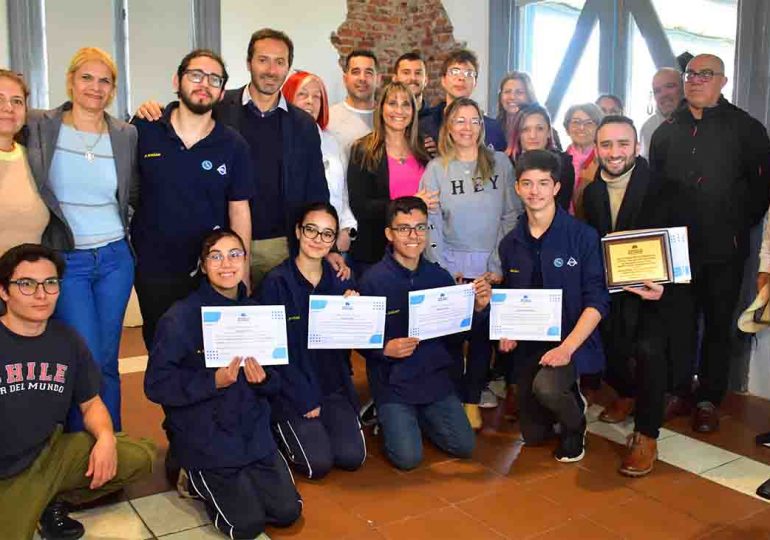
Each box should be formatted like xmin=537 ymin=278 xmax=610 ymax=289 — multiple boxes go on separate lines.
xmin=307 ymin=295 xmax=386 ymax=349
xmin=408 ymin=284 xmax=475 ymax=340
xmin=489 ymin=289 xmax=562 ymax=341
xmin=201 ymin=306 xmax=289 ymax=367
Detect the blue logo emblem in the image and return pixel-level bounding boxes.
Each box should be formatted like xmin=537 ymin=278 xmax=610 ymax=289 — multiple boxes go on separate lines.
xmin=201 ymin=160 xmax=213 ymax=171
xmin=553 ymin=258 xmax=564 ymax=268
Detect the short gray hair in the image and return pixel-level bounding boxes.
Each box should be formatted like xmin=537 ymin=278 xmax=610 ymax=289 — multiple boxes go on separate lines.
xmin=563 ymin=102 xmax=604 ymax=131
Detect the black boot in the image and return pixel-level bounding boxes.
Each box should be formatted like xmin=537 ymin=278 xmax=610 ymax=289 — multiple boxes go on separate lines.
xmin=38 ymin=500 xmax=85 ymax=539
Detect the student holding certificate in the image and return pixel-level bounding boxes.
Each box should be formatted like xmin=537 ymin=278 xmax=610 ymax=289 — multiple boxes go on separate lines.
xmin=259 ymin=202 xmax=366 ymax=479
xmin=497 ymin=150 xmax=609 ymax=463
xmin=419 ymin=97 xmax=521 ymax=429
xmin=145 ymin=230 xmax=301 ymax=539
xmin=359 ymin=196 xmax=492 ymax=470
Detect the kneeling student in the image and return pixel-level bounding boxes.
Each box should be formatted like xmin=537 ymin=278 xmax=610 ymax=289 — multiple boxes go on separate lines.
xmin=260 ymin=202 xmax=366 ymax=479
xmin=359 ymin=196 xmax=492 ymax=470
xmin=0 ymin=244 xmax=154 ymax=540
xmin=145 ymin=230 xmax=301 ymax=539
xmin=498 ymin=150 xmax=609 ymax=462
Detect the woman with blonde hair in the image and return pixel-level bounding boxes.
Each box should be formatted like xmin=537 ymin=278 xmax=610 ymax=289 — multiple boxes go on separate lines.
xmin=0 ymin=70 xmax=49 ymax=257
xmin=25 ymin=46 xmax=138 ymax=432
xmin=420 ymin=97 xmax=521 ymax=429
xmin=347 ymin=81 xmax=434 ymax=275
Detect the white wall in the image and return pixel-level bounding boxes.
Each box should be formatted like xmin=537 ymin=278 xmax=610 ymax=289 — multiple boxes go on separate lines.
xmin=127 ymin=0 xmax=192 ymax=112
xmin=220 ymin=0 xmax=490 ymax=110
xmin=0 ymin=0 xmax=9 ymax=68
xmin=45 ymin=0 xmax=115 ymax=108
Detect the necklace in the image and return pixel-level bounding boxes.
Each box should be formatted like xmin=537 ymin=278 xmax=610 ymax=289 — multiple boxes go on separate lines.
xmin=71 ymin=119 xmax=105 ymax=163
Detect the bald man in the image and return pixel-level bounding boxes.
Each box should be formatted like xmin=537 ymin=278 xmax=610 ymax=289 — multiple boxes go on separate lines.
xmin=639 ymin=68 xmax=683 ymax=158
xmin=649 ymin=54 xmax=770 ymax=433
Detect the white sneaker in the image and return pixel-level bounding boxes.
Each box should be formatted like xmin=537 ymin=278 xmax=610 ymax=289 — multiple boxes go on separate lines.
xmin=479 ymin=387 xmax=499 ymax=409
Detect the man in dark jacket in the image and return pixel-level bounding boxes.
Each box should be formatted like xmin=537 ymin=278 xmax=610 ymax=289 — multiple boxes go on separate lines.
xmin=649 ymin=54 xmax=770 ymax=433
xmin=498 ymin=150 xmax=610 ymax=463
xmin=358 ymin=196 xmax=491 ymax=470
xmin=583 ymin=116 xmax=685 ymax=476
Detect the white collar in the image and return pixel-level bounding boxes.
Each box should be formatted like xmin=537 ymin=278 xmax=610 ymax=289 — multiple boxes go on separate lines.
xmin=241 ymin=85 xmax=288 ymax=112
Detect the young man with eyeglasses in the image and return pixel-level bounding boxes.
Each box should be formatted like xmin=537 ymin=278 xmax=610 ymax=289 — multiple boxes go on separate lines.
xmin=130 ymin=49 xmax=255 ymax=351
xmin=357 ymin=196 xmax=492 ymax=470
xmin=497 ymin=150 xmax=609 ymax=463
xmin=420 ymin=49 xmax=507 ymax=155
xmin=0 ymin=244 xmax=154 ymax=540
xmin=649 ymin=54 xmax=770 ymax=434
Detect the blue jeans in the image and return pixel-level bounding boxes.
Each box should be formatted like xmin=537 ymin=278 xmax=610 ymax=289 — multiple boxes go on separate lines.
xmin=55 ymin=239 xmax=134 ymax=432
xmin=377 ymin=393 xmax=475 ymax=470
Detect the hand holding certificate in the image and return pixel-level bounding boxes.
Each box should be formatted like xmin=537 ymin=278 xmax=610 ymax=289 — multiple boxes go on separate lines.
xmin=202 ymin=305 xmax=289 ymax=367
xmin=408 ymin=283 xmax=475 ymax=340
xmin=490 ymin=289 xmax=563 ymax=341
xmin=308 ymin=295 xmax=387 ymax=349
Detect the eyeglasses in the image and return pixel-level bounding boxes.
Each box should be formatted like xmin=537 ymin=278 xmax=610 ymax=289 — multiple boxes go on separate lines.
xmin=206 ymin=249 xmax=246 ymax=265
xmin=446 ymin=67 xmax=477 ymax=79
xmin=389 ymin=223 xmax=429 ymax=237
xmin=300 ymin=225 xmax=337 ymax=243
xmin=9 ymin=277 xmax=61 ymax=296
xmin=569 ymin=119 xmax=596 ymax=129
xmin=0 ymin=95 xmax=25 ymax=110
xmin=451 ymin=117 xmax=483 ymax=127
xmin=683 ymin=69 xmax=723 ymax=83
xmin=184 ymin=69 xmax=225 ymax=89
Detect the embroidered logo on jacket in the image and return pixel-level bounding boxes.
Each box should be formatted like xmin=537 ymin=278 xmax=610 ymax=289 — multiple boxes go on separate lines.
xmin=201 ymin=160 xmax=213 ymax=171
xmin=567 ymin=257 xmax=578 ymax=267
xmin=553 ymin=258 xmax=564 ymax=268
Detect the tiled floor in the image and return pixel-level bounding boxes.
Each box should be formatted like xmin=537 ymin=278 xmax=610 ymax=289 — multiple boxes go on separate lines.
xmin=60 ymin=326 xmax=770 ymax=539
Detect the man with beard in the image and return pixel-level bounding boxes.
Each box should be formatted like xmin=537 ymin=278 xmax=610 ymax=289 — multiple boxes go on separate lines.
xmin=327 ymin=49 xmax=380 ymax=164
xmin=393 ymin=51 xmax=428 ymax=115
xmin=130 ymin=49 xmax=254 ymax=349
xmin=639 ymin=68 xmax=683 ymax=158
xmin=583 ymin=116 xmax=683 ymax=476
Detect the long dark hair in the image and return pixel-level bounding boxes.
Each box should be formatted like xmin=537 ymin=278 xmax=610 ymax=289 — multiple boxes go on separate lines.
xmin=509 ymin=104 xmax=557 ymax=159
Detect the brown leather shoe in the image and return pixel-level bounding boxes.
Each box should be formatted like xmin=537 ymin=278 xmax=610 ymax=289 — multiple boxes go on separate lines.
xmin=693 ymin=401 xmax=720 ymax=433
xmin=599 ymin=397 xmax=635 ymax=424
xmin=664 ymin=394 xmax=693 ymax=422
xmin=619 ymin=432 xmax=657 ymax=477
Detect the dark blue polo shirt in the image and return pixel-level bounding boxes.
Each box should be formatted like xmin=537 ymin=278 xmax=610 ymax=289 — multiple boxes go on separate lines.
xmin=130 ymin=102 xmax=254 ymax=277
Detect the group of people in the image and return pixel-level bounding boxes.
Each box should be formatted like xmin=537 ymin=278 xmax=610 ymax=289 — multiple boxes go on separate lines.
xmin=0 ymin=23 xmax=769 ymax=540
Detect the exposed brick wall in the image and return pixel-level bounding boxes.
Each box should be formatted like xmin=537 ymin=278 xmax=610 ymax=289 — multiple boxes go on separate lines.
xmin=330 ymin=0 xmax=466 ymax=107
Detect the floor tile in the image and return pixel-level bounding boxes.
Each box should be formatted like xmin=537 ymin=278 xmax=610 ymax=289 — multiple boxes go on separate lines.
xmin=159 ymin=524 xmax=224 ymax=538
xmin=70 ymin=501 xmax=153 ymax=539
xmin=379 ymin=506 xmax=507 ymax=539
xmin=119 ymin=327 xmax=147 ymax=359
xmin=700 ymin=507 xmax=770 ymax=539
xmin=268 ymin=495 xmax=379 ymax=539
xmin=458 ymin=487 xmax=574 ymax=539
xmin=529 ymin=516 xmax=623 ymax=539
xmin=119 ymin=355 xmax=148 ymax=375
xmin=406 ymin=458 xmax=507 ymax=504
xmin=587 ymin=495 xmax=711 ymax=539
xmin=657 ymin=434 xmax=742 ymax=474
xmin=701 ymin=456 xmax=770 ymax=500
xmin=130 ymin=490 xmax=209 ymax=537
xmin=586 ymin=417 xmax=635 ymax=445
xmin=529 ymin=467 xmax=636 ymax=517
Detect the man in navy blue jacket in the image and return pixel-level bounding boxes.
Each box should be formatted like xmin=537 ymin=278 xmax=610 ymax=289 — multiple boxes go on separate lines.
xmin=498 ymin=150 xmax=609 ymax=463
xmin=359 ymin=196 xmax=492 ymax=470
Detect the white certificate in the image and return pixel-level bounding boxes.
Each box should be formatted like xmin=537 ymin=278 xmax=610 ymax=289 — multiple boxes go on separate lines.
xmin=308 ymin=295 xmax=387 ymax=349
xmin=490 ymin=289 xmax=562 ymax=341
xmin=201 ymin=305 xmax=289 ymax=367
xmin=408 ymin=283 xmax=475 ymax=340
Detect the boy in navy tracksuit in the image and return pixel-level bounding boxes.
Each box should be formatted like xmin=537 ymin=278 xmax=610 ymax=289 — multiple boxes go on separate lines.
xmin=259 ymin=202 xmax=366 ymax=480
xmin=358 ymin=196 xmax=492 ymax=470
xmin=498 ymin=150 xmax=609 ymax=462
xmin=145 ymin=230 xmax=301 ymax=539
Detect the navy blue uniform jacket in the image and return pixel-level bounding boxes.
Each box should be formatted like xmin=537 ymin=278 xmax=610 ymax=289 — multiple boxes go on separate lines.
xmin=498 ymin=207 xmax=609 ymax=374
xmin=216 ymin=87 xmax=330 ymax=236
xmin=358 ymin=247 xmax=485 ymax=405
xmin=144 ymin=281 xmax=279 ymax=470
xmin=259 ymin=258 xmax=359 ymax=421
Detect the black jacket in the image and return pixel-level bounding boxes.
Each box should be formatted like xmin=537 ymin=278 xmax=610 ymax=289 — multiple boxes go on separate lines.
xmin=347 ymin=154 xmax=391 ymax=264
xmin=216 ymin=87 xmax=329 ymax=236
xmin=648 ymin=96 xmax=770 ymax=268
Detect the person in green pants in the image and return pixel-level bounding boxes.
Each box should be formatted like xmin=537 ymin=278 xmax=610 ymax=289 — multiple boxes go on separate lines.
xmin=0 ymin=244 xmax=155 ymax=540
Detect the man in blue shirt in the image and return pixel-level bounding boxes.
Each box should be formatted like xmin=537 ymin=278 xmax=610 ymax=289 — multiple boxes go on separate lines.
xmin=420 ymin=49 xmax=507 ymax=154
xmin=497 ymin=150 xmax=609 ymax=463
xmin=131 ymin=49 xmax=254 ymax=350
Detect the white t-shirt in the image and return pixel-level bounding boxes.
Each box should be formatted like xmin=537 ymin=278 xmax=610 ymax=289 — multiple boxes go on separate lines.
xmin=327 ymin=101 xmax=374 ymax=167
xmin=319 ymin=128 xmax=357 ymax=230
xmin=639 ymin=110 xmax=666 ymax=160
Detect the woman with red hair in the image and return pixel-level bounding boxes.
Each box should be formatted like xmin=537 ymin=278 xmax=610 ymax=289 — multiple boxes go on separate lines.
xmin=283 ymin=71 xmax=357 ymax=253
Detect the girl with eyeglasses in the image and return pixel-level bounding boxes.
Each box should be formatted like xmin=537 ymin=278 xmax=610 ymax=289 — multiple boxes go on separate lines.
xmin=258 ymin=202 xmax=366 ymax=479
xmin=419 ymin=97 xmax=522 ymax=430
xmin=145 ymin=228 xmax=302 ymax=538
